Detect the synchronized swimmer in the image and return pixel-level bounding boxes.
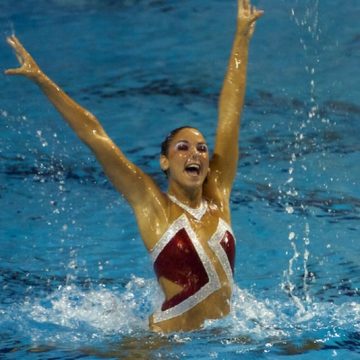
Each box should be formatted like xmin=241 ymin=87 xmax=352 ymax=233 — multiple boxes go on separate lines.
xmin=5 ymin=0 xmax=263 ymax=333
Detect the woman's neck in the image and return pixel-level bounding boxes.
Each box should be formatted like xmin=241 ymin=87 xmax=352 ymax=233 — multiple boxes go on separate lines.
xmin=167 ymin=183 xmax=203 ymax=208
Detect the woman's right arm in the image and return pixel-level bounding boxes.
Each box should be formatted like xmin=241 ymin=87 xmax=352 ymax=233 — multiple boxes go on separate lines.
xmin=4 ymin=36 xmax=165 ymax=213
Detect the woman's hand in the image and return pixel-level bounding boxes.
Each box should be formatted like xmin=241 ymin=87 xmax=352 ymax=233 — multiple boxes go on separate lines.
xmin=5 ymin=35 xmax=42 ymax=80
xmin=237 ymin=0 xmax=263 ymax=38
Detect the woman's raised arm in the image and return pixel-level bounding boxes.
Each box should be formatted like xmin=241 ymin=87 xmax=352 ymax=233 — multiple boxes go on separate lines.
xmin=4 ymin=35 xmax=164 ymax=214
xmin=209 ymin=0 xmax=263 ymax=202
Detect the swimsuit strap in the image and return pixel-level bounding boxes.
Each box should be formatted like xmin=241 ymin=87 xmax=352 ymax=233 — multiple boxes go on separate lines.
xmin=168 ymin=194 xmax=208 ymax=221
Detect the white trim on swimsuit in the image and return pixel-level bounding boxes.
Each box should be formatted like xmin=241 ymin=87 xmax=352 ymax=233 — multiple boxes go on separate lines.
xmin=150 ymin=214 xmax=235 ymax=324
xmin=209 ymin=218 xmax=236 ymax=286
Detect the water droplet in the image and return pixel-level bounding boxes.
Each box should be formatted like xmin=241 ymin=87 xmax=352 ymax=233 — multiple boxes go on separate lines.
xmin=286 ymin=206 xmax=294 ymax=214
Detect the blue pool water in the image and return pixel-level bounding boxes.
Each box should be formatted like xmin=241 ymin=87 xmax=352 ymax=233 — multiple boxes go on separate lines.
xmin=1 ymin=0 xmax=359 ymax=358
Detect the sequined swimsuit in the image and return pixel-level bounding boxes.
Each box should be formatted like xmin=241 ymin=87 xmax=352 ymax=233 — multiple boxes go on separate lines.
xmin=150 ymin=211 xmax=236 ymax=324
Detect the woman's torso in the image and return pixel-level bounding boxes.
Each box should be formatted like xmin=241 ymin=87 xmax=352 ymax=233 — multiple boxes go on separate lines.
xmin=145 ymin=196 xmax=236 ymax=332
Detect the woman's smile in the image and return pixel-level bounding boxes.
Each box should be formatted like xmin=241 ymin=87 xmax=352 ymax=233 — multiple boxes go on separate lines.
xmin=184 ymin=162 xmax=201 ymax=177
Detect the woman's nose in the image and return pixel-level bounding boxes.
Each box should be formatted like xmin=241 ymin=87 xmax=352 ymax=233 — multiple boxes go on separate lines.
xmin=189 ymin=146 xmax=200 ymax=158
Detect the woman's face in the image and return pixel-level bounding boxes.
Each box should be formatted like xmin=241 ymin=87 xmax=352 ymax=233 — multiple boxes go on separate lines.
xmin=160 ymin=128 xmax=210 ymax=190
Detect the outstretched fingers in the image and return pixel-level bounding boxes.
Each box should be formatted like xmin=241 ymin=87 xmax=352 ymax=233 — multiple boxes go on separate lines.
xmin=5 ymin=36 xmax=23 ymax=75
xmin=250 ymin=6 xmax=264 ymax=23
xmin=8 ymin=35 xmax=29 ymax=54
xmin=238 ymin=0 xmax=263 ymax=20
xmin=237 ymin=0 xmax=263 ymax=37
xmin=8 ymin=35 xmax=27 ymax=60
xmin=5 ymin=35 xmax=37 ymax=76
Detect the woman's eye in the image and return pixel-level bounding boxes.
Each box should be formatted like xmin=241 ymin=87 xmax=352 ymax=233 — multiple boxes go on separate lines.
xmin=175 ymin=142 xmax=189 ymax=151
xmin=197 ymin=144 xmax=208 ymax=153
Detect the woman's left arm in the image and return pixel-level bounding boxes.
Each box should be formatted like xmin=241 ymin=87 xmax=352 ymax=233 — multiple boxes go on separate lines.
xmin=209 ymin=0 xmax=263 ymax=202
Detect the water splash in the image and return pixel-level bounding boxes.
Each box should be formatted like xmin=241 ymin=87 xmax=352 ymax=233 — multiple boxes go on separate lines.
xmin=1 ymin=275 xmax=358 ymax=358
xmin=280 ymin=0 xmax=326 ymax=316
xmin=19 ymin=276 xmax=161 ymax=345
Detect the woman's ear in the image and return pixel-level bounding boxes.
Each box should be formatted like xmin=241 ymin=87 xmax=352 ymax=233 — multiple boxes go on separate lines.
xmin=160 ymin=155 xmax=169 ymax=172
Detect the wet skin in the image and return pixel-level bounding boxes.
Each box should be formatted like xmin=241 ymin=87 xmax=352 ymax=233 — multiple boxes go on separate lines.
xmin=5 ymin=0 xmax=263 ymax=333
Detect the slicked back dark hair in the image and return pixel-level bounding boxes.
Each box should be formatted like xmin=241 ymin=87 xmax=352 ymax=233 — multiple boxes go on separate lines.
xmin=160 ymin=126 xmax=198 ymax=157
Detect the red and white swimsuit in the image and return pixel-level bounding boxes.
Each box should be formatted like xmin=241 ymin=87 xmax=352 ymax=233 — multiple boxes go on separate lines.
xmin=150 ymin=207 xmax=236 ymax=324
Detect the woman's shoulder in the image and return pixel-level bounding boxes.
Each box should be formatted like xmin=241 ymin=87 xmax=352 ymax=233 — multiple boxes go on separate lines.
xmin=203 ymin=186 xmax=231 ymax=220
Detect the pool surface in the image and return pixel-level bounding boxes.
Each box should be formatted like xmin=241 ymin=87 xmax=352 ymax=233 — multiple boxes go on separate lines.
xmin=1 ymin=0 xmax=359 ymax=359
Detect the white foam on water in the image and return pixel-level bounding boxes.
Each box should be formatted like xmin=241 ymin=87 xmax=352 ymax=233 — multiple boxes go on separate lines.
xmin=20 ymin=276 xmax=162 ymax=344
xmin=207 ymin=285 xmax=360 ymax=344
xmin=6 ymin=277 xmax=358 ymax=347
xmin=222 ymin=286 xmax=287 ymax=339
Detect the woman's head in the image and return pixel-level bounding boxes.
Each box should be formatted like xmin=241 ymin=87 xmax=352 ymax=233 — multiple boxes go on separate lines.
xmin=160 ymin=126 xmax=210 ymax=190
